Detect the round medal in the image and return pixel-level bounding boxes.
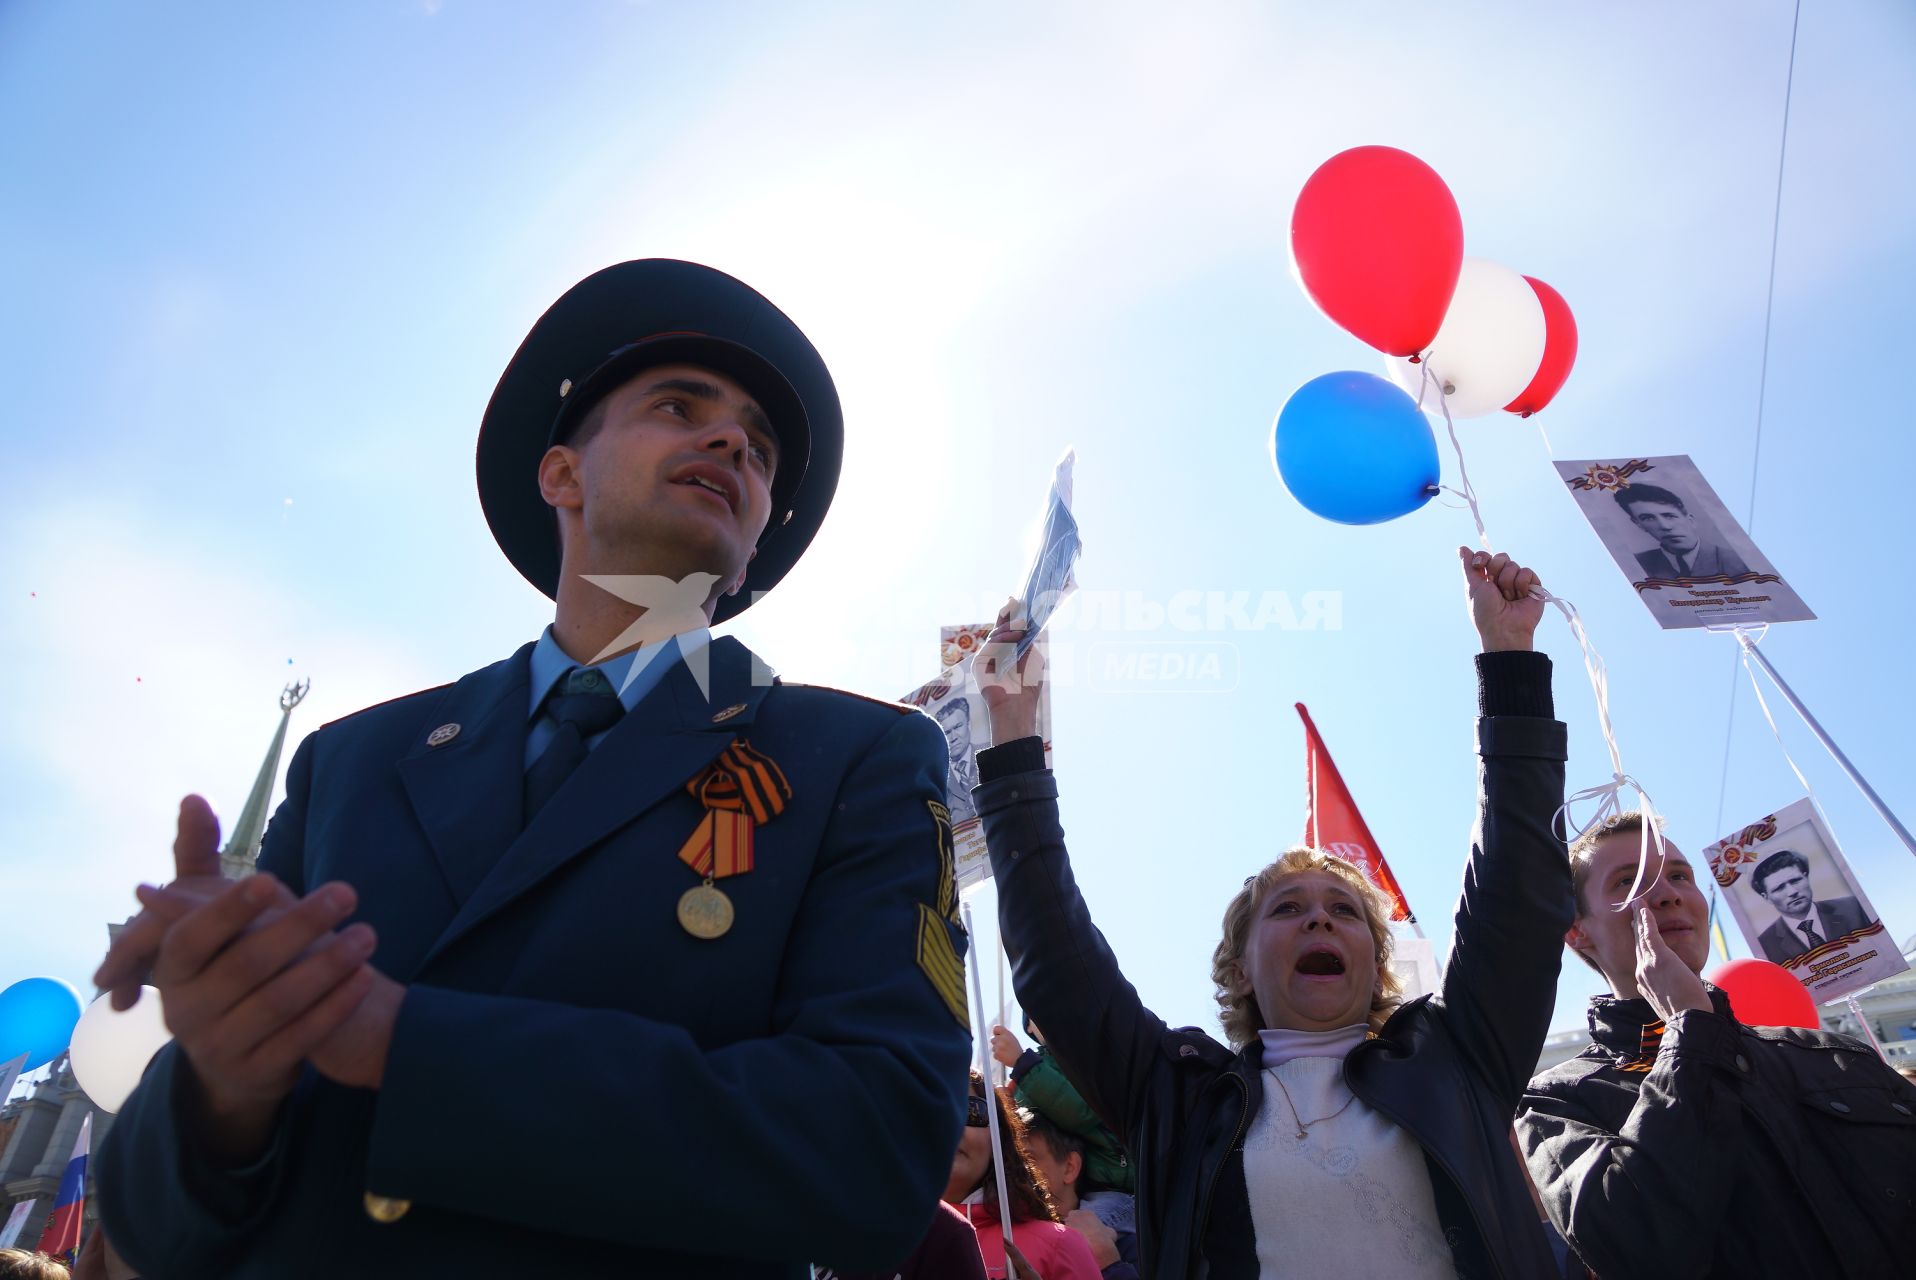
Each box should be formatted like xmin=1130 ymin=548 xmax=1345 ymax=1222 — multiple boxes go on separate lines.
xmin=677 ymin=882 xmax=734 ymax=939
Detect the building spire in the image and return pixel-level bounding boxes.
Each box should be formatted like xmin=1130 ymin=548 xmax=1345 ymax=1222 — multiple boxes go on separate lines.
xmin=219 ymin=680 xmax=310 ymax=879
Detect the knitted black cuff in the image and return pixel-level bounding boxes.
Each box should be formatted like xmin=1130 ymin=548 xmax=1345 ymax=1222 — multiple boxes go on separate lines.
xmin=1476 ymin=651 xmax=1555 ymax=719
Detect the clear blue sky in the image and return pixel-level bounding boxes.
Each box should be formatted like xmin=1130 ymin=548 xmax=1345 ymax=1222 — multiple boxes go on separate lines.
xmin=3 ymin=1 xmax=1913 ymax=1056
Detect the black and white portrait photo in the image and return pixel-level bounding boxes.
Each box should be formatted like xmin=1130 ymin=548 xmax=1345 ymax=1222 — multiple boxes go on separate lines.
xmin=935 ymin=695 xmax=980 ymax=826
xmin=1612 ymin=482 xmax=1751 ymax=582
xmin=1746 ymin=847 xmax=1871 ymax=966
xmin=1554 ymin=455 xmax=1815 ymax=629
xmin=1704 ymin=798 xmax=1906 ymax=1001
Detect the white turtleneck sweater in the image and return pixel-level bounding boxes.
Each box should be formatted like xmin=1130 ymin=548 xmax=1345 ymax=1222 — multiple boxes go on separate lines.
xmin=1245 ymin=1026 xmax=1458 ymax=1279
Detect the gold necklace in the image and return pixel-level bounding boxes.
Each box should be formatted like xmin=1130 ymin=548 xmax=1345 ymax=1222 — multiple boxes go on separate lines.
xmin=1265 ymin=1068 xmax=1357 ymax=1140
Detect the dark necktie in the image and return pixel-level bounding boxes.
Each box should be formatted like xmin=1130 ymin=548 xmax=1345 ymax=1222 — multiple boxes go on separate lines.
xmin=1801 ymin=918 xmax=1826 ymax=948
xmin=524 ymin=668 xmax=626 ymax=820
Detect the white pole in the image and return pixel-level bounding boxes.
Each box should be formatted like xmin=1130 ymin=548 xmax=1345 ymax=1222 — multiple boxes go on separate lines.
xmin=1735 ymin=630 xmax=1916 ymax=858
xmin=961 ymin=899 xmax=1019 ymax=1277
xmin=1843 ymin=994 xmax=1889 ymax=1063
xmin=995 ymin=935 xmax=1008 ymax=1089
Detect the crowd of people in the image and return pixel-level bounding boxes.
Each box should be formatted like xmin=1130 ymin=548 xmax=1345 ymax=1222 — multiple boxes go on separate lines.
xmin=65 ymin=258 xmax=1913 ymax=1278
xmin=959 ymin=548 xmax=1916 ymax=1278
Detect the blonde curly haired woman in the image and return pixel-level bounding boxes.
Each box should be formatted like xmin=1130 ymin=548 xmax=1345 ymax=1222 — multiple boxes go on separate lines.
xmin=972 ymin=549 xmax=1573 ymax=1279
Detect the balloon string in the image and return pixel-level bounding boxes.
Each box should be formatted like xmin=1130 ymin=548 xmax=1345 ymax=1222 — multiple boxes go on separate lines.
xmin=1420 ymin=361 xmax=1493 ymax=552
xmin=1422 ymin=362 xmax=1661 ymax=903
xmin=1536 ymin=588 xmax=1664 ymax=908
xmin=1732 ymin=622 xmax=1851 ymax=858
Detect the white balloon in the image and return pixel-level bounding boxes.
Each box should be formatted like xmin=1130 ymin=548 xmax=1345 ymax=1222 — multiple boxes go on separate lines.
xmin=1386 ymin=258 xmax=1546 ymax=419
xmin=69 ymin=987 xmax=172 ymax=1113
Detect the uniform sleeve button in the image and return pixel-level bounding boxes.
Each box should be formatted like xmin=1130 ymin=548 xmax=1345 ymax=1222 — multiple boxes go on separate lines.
xmin=1734 ymin=1054 xmax=1750 ymax=1073
xmin=1892 ymin=1102 xmax=1912 ymax=1116
xmin=1008 ymin=789 xmax=1020 ymax=801
xmin=364 ymin=1193 xmax=412 ymax=1223
xmin=1829 ymin=1100 xmax=1852 ymax=1114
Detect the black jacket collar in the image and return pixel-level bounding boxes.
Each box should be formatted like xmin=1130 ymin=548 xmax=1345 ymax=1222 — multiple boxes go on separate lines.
xmin=1585 ymin=984 xmax=1736 ymax=1061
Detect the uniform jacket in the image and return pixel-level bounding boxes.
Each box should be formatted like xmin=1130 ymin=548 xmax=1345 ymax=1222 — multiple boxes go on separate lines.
xmin=1632 ymin=542 xmax=1751 ymax=581
xmin=976 ymin=653 xmax=1571 ymax=1279
xmin=1754 ymin=895 xmax=1871 ymax=965
xmin=100 ymin=636 xmax=973 ymax=1279
xmin=1518 ymin=987 xmax=1916 ymax=1279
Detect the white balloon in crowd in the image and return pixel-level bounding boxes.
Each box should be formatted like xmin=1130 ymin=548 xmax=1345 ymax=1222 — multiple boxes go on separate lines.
xmin=1387 ymin=256 xmax=1547 ymax=419
xmin=69 ymin=986 xmax=172 ymax=1113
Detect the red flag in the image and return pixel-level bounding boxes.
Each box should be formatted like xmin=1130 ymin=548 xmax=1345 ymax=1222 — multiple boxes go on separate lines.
xmin=1297 ymin=703 xmax=1414 ymax=923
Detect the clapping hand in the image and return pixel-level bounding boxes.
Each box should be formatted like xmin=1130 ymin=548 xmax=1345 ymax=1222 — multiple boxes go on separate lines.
xmin=90 ymin=794 xmax=402 ymax=1165
xmin=93 ymin=796 xmax=303 ymax=1010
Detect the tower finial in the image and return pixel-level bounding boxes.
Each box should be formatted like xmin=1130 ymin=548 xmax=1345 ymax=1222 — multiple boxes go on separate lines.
xmin=219 ymin=681 xmax=312 ymax=878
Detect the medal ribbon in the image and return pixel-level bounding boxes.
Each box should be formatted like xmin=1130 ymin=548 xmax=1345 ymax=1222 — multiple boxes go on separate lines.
xmin=677 ymin=741 xmax=792 ymax=879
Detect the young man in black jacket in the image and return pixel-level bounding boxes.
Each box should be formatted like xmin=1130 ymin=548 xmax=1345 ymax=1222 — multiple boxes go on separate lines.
xmin=1517 ymin=816 xmax=1916 ymax=1279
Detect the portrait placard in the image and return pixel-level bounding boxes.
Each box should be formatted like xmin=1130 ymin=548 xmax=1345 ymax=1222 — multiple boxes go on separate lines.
xmin=903 ymin=625 xmax=1052 ymax=892
xmin=1554 ymin=455 xmax=1814 ymax=629
xmin=1704 ymin=797 xmax=1906 ymax=1002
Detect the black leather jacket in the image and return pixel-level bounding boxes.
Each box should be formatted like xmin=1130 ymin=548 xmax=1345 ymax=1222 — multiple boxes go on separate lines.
xmin=1519 ymin=987 xmax=1916 ymax=1278
xmin=975 ymin=653 xmax=1573 ymax=1279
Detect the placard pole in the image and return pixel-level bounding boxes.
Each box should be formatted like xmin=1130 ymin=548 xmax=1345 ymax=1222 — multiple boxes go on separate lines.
xmin=1735 ymin=630 xmax=1916 ymax=858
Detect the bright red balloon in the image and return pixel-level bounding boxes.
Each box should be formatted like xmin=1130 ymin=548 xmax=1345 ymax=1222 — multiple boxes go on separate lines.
xmin=1708 ymin=958 xmax=1820 ymax=1029
xmin=1504 ymin=276 xmax=1577 ymax=418
xmin=1290 ymin=146 xmax=1464 ymax=357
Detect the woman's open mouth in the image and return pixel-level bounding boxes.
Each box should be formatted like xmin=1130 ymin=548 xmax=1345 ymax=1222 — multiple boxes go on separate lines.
xmin=1295 ymin=946 xmax=1346 ymax=977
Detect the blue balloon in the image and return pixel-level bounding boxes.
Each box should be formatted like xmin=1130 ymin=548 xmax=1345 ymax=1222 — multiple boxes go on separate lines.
xmin=0 ymin=977 xmax=84 ymax=1071
xmin=1272 ymin=371 xmax=1440 ymax=525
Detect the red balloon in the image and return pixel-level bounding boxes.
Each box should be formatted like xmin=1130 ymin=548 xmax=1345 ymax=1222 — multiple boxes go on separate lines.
xmin=1290 ymin=146 xmax=1464 ymax=357
xmin=1504 ymin=276 xmax=1577 ymax=417
xmin=1708 ymin=958 xmax=1820 ymax=1029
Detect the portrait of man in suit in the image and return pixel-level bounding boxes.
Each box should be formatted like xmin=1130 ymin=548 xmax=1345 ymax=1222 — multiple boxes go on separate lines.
xmin=936 ymin=695 xmax=979 ymax=825
xmin=1613 ymin=482 xmax=1752 ymax=581
xmin=1750 ymin=848 xmax=1873 ymax=964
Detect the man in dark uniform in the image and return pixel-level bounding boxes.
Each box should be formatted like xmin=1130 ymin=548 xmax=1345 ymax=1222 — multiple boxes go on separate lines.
xmin=92 ymin=260 xmax=973 ymax=1277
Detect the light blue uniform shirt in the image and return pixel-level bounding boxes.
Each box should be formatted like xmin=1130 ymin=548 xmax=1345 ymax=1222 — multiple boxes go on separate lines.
xmin=524 ymin=626 xmax=711 ymax=770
